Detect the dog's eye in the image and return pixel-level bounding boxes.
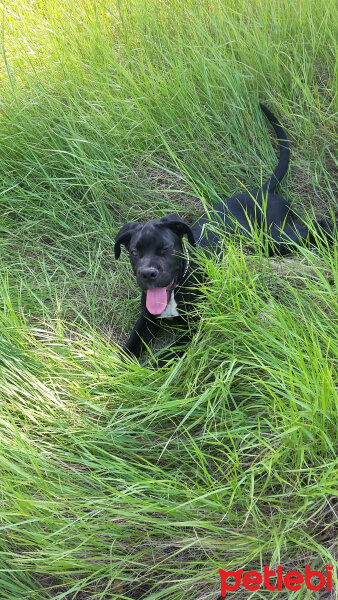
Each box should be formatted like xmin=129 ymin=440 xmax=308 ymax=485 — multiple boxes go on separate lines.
xmin=130 ymin=249 xmax=138 ymax=256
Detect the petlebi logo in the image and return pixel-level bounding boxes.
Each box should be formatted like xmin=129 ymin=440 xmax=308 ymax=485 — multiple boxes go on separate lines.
xmin=219 ymin=564 xmax=334 ymax=596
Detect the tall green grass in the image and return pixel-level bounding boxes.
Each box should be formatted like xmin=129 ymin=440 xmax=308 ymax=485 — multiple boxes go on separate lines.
xmin=0 ymin=0 xmax=337 ymax=598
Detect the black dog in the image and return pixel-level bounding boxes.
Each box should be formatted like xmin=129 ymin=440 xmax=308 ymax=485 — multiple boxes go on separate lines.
xmin=115 ymin=104 xmax=334 ymax=364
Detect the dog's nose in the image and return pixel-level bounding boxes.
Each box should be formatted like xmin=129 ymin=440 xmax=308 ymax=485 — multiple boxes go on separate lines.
xmin=138 ymin=267 xmax=159 ymax=282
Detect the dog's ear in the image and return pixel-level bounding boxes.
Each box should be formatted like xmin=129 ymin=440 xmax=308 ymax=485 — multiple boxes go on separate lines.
xmin=159 ymin=214 xmax=195 ymax=246
xmin=114 ymin=222 xmax=142 ymax=259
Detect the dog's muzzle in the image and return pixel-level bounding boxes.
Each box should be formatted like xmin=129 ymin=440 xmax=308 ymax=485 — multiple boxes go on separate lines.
xmin=145 ymin=243 xmax=190 ymax=316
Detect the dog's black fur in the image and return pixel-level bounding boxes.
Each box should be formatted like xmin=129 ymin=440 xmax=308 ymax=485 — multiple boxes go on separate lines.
xmin=115 ymin=104 xmax=335 ymax=365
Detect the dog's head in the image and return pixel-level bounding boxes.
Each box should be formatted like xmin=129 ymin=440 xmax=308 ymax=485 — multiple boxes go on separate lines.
xmin=114 ymin=214 xmax=195 ymax=315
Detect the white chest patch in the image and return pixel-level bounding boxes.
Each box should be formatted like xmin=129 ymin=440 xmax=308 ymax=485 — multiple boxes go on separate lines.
xmin=156 ymin=291 xmax=180 ymax=318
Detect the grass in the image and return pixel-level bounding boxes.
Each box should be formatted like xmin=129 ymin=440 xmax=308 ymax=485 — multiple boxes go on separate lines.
xmin=0 ymin=0 xmax=337 ymax=598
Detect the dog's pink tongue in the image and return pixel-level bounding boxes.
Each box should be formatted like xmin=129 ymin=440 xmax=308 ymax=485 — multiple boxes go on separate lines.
xmin=146 ymin=287 xmax=167 ymax=315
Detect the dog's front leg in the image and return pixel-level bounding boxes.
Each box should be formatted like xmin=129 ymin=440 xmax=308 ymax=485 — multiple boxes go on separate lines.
xmin=123 ymin=315 xmax=159 ymax=360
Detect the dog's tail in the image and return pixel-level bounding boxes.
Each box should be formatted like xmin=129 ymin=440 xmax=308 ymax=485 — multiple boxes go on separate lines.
xmin=260 ymin=103 xmax=290 ymax=194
